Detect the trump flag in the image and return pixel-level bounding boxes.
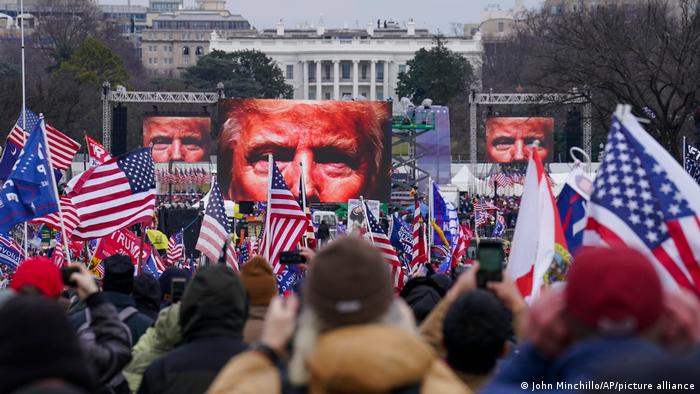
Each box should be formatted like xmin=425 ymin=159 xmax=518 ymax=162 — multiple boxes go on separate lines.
xmin=584 ymin=105 xmax=700 ymax=296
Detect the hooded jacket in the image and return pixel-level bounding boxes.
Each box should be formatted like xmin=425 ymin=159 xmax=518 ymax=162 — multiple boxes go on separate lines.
xmin=123 ymin=303 xmax=182 ymax=392
xmin=138 ymin=265 xmax=248 ymax=394
xmin=207 ymin=324 xmax=471 ymax=394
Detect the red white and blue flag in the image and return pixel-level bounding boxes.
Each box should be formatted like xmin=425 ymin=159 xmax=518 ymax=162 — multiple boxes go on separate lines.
xmin=411 ymin=200 xmax=428 ymax=268
xmin=363 ymin=200 xmax=405 ymax=291
xmin=195 ymin=178 xmax=230 ymax=262
xmin=69 ymin=148 xmax=156 ymax=240
xmin=584 ymin=105 xmax=700 ymax=296
xmin=167 ymin=231 xmax=184 ymax=265
xmin=260 ymin=159 xmax=307 ymax=275
xmin=6 ymin=109 xmax=80 ymax=170
xmin=225 ymin=239 xmax=239 ymax=272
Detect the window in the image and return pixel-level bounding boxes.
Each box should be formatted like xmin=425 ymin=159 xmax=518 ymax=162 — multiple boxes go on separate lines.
xmin=195 ymin=46 xmax=204 ymax=56
xmin=377 ymin=92 xmax=384 ymax=100
xmin=286 ymin=64 xmax=294 ymax=80
xmin=183 ymin=46 xmax=190 ymax=56
xmin=341 ymin=63 xmax=350 ymax=79
xmin=398 ymin=64 xmax=407 ymax=74
xmin=309 ymin=91 xmax=316 ymax=100
xmin=324 ymin=63 xmax=331 ymax=79
xmin=498 ymin=22 xmax=504 ymax=33
xmin=183 ymin=57 xmax=190 ymax=66
xmin=325 ymin=92 xmax=331 ymax=100
xmin=308 ymin=63 xmax=316 ymax=81
xmin=377 ymin=64 xmax=384 ymax=81
xmin=361 ymin=64 xmax=368 ymax=79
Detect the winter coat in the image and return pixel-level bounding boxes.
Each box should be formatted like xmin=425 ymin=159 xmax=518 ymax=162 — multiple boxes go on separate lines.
xmin=123 ymin=304 xmax=182 ymax=393
xmin=69 ymin=291 xmax=154 ymax=345
xmin=138 ymin=265 xmax=248 ymax=394
xmin=482 ymin=337 xmax=668 ymax=394
xmin=243 ymin=305 xmax=267 ymax=344
xmin=78 ymin=292 xmax=134 ymax=389
xmin=207 ymin=324 xmax=472 ymax=394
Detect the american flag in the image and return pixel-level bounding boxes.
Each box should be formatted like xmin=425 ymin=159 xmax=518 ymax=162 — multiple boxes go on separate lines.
xmin=584 ymin=107 xmax=700 ymax=296
xmin=225 ymin=239 xmax=239 ymax=272
xmin=166 ymin=231 xmax=184 ymax=265
xmin=411 ymin=200 xmax=427 ymax=268
xmin=69 ymin=148 xmax=156 ymax=240
xmin=31 ymin=196 xmax=80 ymax=236
xmin=52 ymin=232 xmax=65 ymax=267
xmin=8 ymin=109 xmax=80 ymax=170
xmin=491 ymin=172 xmax=514 ymax=188
xmin=474 ymin=197 xmax=493 ymax=228
xmin=260 ymin=159 xmax=307 ymax=275
xmin=195 ymin=178 xmax=230 ymax=262
xmin=363 ymin=200 xmax=405 ymax=291
xmin=450 ymin=225 xmax=469 ymax=269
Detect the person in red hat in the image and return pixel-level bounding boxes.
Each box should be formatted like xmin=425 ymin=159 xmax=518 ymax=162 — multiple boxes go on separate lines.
xmin=9 ymin=256 xmax=63 ymax=299
xmin=482 ymin=246 xmax=700 ymax=394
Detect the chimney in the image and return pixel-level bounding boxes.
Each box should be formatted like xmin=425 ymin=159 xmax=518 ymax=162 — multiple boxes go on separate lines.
xmin=366 ymin=22 xmax=374 ymax=36
xmin=276 ymin=19 xmax=284 ymax=36
xmin=407 ymin=19 xmax=415 ymax=36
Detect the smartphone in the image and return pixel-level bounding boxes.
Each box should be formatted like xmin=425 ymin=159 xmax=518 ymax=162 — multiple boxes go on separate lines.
xmin=60 ymin=266 xmax=80 ymax=287
xmin=279 ymin=250 xmax=307 ymax=265
xmin=476 ymin=239 xmax=504 ymax=288
xmin=171 ymin=277 xmax=187 ymax=303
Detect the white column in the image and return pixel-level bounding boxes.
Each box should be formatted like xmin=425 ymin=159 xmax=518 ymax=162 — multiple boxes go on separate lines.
xmin=302 ymin=60 xmax=309 ymax=100
xmin=370 ymin=60 xmax=377 ymax=100
xmin=333 ymin=59 xmax=340 ymax=100
xmin=315 ymin=60 xmax=322 ymax=100
xmin=352 ymin=60 xmax=359 ymax=98
xmin=383 ymin=61 xmax=390 ymax=99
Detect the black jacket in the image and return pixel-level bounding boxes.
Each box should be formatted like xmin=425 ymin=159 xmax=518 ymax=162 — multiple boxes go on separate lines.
xmin=69 ymin=291 xmax=154 ymax=345
xmin=138 ymin=265 xmax=248 ymax=394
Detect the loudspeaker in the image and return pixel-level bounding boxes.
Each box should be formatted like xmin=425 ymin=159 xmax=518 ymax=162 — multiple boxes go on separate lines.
xmin=565 ymin=108 xmax=582 ymax=154
xmin=112 ymin=106 xmax=128 ymax=156
xmin=238 ymin=201 xmax=254 ymax=214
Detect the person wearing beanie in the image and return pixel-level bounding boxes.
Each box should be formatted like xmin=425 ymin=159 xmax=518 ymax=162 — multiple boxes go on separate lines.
xmin=133 ymin=273 xmax=162 ymax=321
xmin=69 ymin=254 xmax=154 ymax=344
xmin=207 ymin=237 xmax=470 ymax=394
xmin=240 ymin=256 xmax=277 ymax=343
xmin=139 ymin=265 xmax=249 ymax=394
xmin=483 ymin=246 xmax=685 ymax=394
xmin=9 ymin=257 xmax=63 ymax=299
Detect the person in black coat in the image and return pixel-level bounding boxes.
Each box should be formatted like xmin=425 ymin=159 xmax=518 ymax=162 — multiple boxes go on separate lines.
xmin=316 ymin=220 xmax=330 ymax=247
xmin=69 ymin=255 xmax=154 ymax=345
xmin=138 ymin=264 xmax=249 ymax=394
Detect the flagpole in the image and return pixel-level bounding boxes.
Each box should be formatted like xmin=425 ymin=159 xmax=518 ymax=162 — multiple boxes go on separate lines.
xmin=359 ymin=195 xmax=375 ymax=246
xmin=428 ymin=178 xmax=433 ymax=247
xmin=20 ymin=0 xmax=28 ymax=257
xmin=299 ymin=161 xmax=308 ymax=248
xmin=264 ymin=154 xmax=273 ymax=260
xmin=683 ymin=136 xmax=687 ymax=172
xmin=37 ymin=116 xmax=72 ymax=265
xmin=180 ymin=227 xmax=185 ymax=262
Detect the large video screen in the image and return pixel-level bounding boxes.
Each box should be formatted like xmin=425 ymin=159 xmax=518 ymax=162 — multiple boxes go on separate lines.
xmin=142 ymin=116 xmax=211 ymax=163
xmin=485 ymin=117 xmax=554 ymax=163
xmin=218 ymin=99 xmax=392 ymax=203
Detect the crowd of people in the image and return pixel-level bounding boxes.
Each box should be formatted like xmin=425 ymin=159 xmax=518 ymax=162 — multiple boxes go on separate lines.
xmin=1 ymin=234 xmax=699 ymax=394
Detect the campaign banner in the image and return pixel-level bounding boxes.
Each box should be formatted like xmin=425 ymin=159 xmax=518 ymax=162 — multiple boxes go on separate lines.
xmin=93 ymin=229 xmax=152 ymax=266
xmin=0 ymin=234 xmax=23 ymax=270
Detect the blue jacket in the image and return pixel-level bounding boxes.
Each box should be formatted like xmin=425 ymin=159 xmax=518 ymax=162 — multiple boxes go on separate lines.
xmin=482 ymin=337 xmax=666 ymax=393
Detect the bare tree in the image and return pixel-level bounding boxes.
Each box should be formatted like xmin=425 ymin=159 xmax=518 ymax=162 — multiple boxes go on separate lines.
xmin=522 ymin=0 xmax=700 ymax=159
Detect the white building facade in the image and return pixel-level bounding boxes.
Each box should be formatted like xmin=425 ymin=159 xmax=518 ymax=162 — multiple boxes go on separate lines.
xmin=210 ymin=21 xmax=483 ymax=100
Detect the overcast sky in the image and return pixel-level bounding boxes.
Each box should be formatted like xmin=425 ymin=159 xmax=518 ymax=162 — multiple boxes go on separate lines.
xmin=105 ymin=0 xmax=544 ymax=33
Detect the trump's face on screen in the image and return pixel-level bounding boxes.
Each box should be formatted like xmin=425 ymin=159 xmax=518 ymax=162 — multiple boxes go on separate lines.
xmin=143 ymin=117 xmax=210 ymax=163
xmin=218 ymin=99 xmax=391 ymax=203
xmin=485 ymin=117 xmax=553 ymax=163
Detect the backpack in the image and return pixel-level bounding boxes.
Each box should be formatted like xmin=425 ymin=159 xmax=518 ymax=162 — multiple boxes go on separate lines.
xmin=78 ymin=306 xmax=139 ymax=393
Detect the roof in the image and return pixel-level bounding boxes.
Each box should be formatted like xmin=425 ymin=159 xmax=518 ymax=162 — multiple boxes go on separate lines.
xmin=100 ymin=5 xmax=148 ymax=14
xmin=152 ymin=11 xmax=248 ymax=22
xmin=258 ymin=27 xmax=434 ymax=39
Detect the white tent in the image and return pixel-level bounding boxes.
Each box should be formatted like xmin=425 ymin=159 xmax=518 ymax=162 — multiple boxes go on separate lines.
xmin=451 ymin=165 xmax=478 ymax=192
